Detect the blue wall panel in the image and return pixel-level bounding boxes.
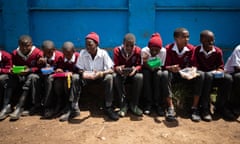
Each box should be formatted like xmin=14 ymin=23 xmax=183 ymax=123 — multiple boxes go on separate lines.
xmin=30 ymin=11 xmax=128 ymax=49
xmin=155 ymin=0 xmax=240 ymax=60
xmin=156 ymin=0 xmax=240 ymax=7
xmin=30 ymin=0 xmax=127 ymax=8
xmin=156 ymin=11 xmax=240 ymax=47
xmin=1 ymin=0 xmax=240 ymax=60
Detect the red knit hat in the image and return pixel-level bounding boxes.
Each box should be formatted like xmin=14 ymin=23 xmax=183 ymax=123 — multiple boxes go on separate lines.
xmin=85 ymin=32 xmax=99 ymax=45
xmin=148 ymin=33 xmax=162 ymax=48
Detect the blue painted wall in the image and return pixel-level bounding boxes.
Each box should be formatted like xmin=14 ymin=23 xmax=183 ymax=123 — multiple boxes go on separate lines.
xmin=1 ymin=0 xmax=240 ymax=60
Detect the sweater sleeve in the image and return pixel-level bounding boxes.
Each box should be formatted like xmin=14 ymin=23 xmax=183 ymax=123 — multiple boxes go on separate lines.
xmin=0 ymin=52 xmax=12 ymax=74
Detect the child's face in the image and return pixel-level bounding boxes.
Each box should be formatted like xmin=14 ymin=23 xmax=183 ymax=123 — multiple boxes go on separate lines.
xmin=175 ymin=30 xmax=189 ymax=49
xmin=149 ymin=46 xmax=160 ymax=57
xmin=86 ymin=39 xmax=97 ymax=55
xmin=43 ymin=46 xmax=55 ymax=59
xmin=63 ymin=49 xmax=74 ymax=60
xmin=201 ymin=35 xmax=215 ymax=52
xmin=123 ymin=40 xmax=135 ymax=56
xmin=19 ymin=40 xmax=32 ymax=55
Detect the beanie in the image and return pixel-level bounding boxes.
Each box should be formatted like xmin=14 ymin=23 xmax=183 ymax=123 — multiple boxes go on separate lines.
xmin=148 ymin=33 xmax=162 ymax=48
xmin=85 ymin=32 xmax=99 ymax=45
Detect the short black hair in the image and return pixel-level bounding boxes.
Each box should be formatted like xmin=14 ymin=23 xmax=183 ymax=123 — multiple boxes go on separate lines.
xmin=200 ymin=30 xmax=214 ymax=40
xmin=123 ymin=33 xmax=136 ymax=43
xmin=18 ymin=35 xmax=32 ymax=43
xmin=62 ymin=41 xmax=75 ymax=52
xmin=41 ymin=40 xmax=55 ymax=50
xmin=174 ymin=27 xmax=188 ymax=38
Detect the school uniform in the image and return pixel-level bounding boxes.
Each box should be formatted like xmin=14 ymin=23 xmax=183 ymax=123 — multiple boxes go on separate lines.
xmin=113 ymin=45 xmax=143 ymax=115
xmin=41 ymin=50 xmax=64 ymax=117
xmin=165 ymin=43 xmax=204 ymax=99
xmin=53 ymin=52 xmax=80 ymax=120
xmin=0 ymin=50 xmax=12 ymax=120
xmin=192 ymin=45 xmax=233 ymax=114
xmin=141 ymin=46 xmax=170 ymax=110
xmin=9 ymin=46 xmax=43 ymax=120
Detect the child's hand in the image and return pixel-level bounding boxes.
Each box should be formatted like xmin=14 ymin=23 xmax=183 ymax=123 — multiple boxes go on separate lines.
xmin=37 ymin=57 xmax=46 ymax=65
xmin=20 ymin=66 xmax=30 ymax=75
xmin=166 ymin=65 xmax=180 ymax=73
xmin=95 ymin=71 xmax=104 ymax=79
xmin=115 ymin=65 xmax=125 ymax=75
xmin=55 ymin=68 xmax=64 ymax=73
xmin=129 ymin=66 xmax=136 ymax=77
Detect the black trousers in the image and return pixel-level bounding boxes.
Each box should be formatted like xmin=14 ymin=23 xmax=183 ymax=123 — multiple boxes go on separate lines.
xmin=200 ymin=72 xmax=233 ymax=111
xmin=114 ymin=73 xmax=143 ymax=107
xmin=82 ymin=74 xmax=114 ymax=108
xmin=9 ymin=73 xmax=41 ymax=109
xmin=142 ymin=69 xmax=171 ymax=107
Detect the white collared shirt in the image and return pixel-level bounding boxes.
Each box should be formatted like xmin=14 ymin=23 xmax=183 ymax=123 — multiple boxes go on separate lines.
xmin=76 ymin=47 xmax=113 ymax=71
xmin=64 ymin=53 xmax=76 ymax=63
xmin=199 ymin=45 xmax=216 ymax=57
xmin=224 ymin=45 xmax=240 ymax=73
xmin=172 ymin=43 xmax=190 ymax=56
xmin=141 ymin=46 xmax=166 ymax=65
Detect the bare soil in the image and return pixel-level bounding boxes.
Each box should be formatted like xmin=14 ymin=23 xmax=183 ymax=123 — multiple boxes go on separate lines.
xmin=0 ymin=106 xmax=239 ymax=144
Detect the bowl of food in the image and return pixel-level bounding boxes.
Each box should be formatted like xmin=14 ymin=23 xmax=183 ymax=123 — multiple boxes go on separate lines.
xmin=41 ymin=67 xmax=54 ymax=75
xmin=12 ymin=66 xmax=26 ymax=74
xmin=147 ymin=58 xmax=162 ymax=69
xmin=212 ymin=71 xmax=224 ymax=78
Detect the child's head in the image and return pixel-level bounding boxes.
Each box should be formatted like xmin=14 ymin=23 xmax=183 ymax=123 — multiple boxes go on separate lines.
xmin=148 ymin=33 xmax=162 ymax=57
xmin=41 ymin=40 xmax=55 ymax=59
xmin=123 ymin=33 xmax=136 ymax=56
xmin=18 ymin=35 xmax=33 ymax=55
xmin=62 ymin=41 xmax=75 ymax=60
xmin=85 ymin=32 xmax=99 ymax=56
xmin=174 ymin=28 xmax=189 ymax=49
xmin=200 ymin=30 xmax=215 ymax=52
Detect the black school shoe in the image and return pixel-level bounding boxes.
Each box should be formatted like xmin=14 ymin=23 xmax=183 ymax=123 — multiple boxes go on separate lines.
xmin=0 ymin=104 xmax=12 ymax=120
xmin=191 ymin=108 xmax=201 ymax=122
xmin=105 ymin=107 xmax=119 ymax=121
xmin=143 ymin=105 xmax=152 ymax=115
xmin=70 ymin=108 xmax=81 ymax=119
xmin=130 ymin=104 xmax=143 ymax=116
xmin=220 ymin=108 xmax=237 ymax=121
xmin=165 ymin=107 xmax=176 ymax=122
xmin=157 ymin=106 xmax=165 ymax=116
xmin=59 ymin=110 xmax=71 ymax=122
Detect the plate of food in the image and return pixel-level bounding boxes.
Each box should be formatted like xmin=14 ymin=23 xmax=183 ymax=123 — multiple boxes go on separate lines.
xmin=179 ymin=67 xmax=199 ymax=80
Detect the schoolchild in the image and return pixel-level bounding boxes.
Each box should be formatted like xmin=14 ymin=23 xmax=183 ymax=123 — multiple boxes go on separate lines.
xmin=193 ymin=30 xmax=235 ymax=121
xmin=142 ymin=33 xmax=176 ymax=121
xmin=113 ymin=33 xmax=143 ymax=117
xmin=165 ymin=28 xmax=204 ymax=122
xmin=76 ymin=32 xmax=119 ymax=121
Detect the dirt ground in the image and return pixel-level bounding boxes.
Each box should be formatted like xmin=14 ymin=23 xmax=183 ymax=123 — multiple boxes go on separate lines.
xmin=0 ymin=105 xmax=239 ymax=144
